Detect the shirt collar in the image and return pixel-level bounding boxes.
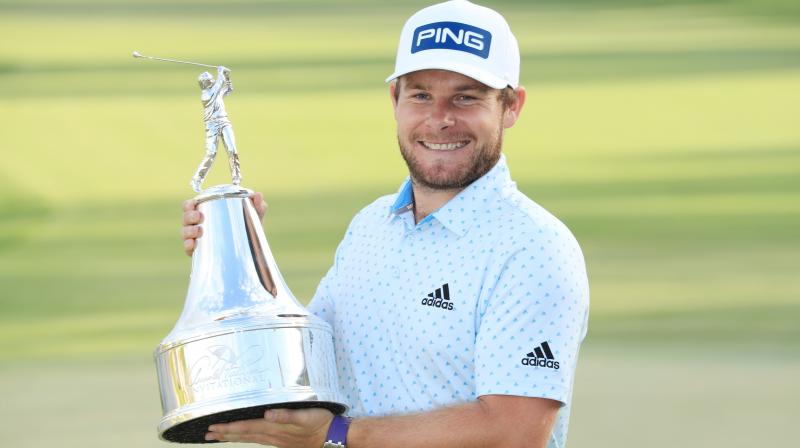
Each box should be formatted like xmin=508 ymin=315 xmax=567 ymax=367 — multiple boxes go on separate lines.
xmin=390 ymin=177 xmax=415 ymax=215
xmin=387 ymin=154 xmax=515 ymax=237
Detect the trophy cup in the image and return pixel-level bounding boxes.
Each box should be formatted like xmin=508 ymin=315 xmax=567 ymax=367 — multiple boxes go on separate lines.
xmin=134 ymin=52 xmax=347 ymax=443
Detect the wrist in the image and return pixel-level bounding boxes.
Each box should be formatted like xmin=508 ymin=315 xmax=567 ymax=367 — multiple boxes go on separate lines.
xmin=322 ymin=415 xmax=351 ymax=448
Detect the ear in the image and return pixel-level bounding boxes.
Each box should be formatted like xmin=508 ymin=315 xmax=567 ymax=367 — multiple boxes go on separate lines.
xmin=390 ymin=80 xmax=399 ymax=105
xmin=389 ymin=80 xmax=400 ymax=120
xmin=502 ymin=86 xmax=526 ymax=130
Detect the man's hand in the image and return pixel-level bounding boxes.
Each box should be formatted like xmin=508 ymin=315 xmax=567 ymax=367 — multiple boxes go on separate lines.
xmin=204 ymin=395 xmax=558 ymax=448
xmin=205 ymin=408 xmax=333 ymax=447
xmin=182 ymin=192 xmax=267 ymax=257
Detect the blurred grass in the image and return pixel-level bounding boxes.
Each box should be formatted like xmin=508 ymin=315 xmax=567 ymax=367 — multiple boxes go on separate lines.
xmin=0 ymin=1 xmax=798 ymax=447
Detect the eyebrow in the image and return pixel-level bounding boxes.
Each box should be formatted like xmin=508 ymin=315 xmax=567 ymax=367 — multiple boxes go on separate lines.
xmin=454 ymin=83 xmax=490 ymax=93
xmin=405 ymin=82 xmax=491 ymax=93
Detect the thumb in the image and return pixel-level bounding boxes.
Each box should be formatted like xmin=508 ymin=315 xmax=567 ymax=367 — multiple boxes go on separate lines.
xmin=250 ymin=192 xmax=268 ymax=222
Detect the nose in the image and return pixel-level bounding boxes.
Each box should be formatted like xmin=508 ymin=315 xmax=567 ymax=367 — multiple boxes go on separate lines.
xmin=427 ymin=99 xmax=455 ymax=130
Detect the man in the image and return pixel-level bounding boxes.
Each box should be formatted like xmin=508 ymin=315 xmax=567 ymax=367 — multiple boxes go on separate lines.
xmin=182 ymin=1 xmax=589 ymax=447
xmin=191 ymin=65 xmax=242 ymax=192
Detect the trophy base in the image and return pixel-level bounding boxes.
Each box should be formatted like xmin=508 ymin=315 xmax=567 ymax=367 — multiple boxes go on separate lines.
xmin=155 ymin=318 xmax=347 ymax=444
xmin=162 ymin=401 xmax=346 ymax=444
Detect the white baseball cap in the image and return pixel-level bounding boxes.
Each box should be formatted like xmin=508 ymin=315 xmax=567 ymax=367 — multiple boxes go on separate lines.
xmin=386 ymin=0 xmax=520 ymax=89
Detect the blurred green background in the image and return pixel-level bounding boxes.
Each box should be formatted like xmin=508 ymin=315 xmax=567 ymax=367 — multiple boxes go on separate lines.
xmin=1 ymin=0 xmax=798 ymax=446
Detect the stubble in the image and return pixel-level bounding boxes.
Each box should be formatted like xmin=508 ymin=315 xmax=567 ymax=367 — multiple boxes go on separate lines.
xmin=398 ymin=123 xmax=504 ymax=190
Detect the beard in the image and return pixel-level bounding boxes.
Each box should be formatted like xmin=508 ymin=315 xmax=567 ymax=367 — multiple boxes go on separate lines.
xmin=398 ymin=125 xmax=504 ymax=190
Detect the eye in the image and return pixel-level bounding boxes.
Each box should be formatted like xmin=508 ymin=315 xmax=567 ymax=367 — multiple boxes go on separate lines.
xmin=455 ymin=95 xmax=478 ymax=104
xmin=411 ymin=92 xmax=430 ymax=101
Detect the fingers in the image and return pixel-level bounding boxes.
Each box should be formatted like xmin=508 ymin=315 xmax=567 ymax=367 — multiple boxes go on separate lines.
xmin=249 ymin=191 xmax=268 ymax=222
xmin=183 ymin=238 xmax=196 ymax=257
xmin=182 ymin=199 xmax=197 ymax=212
xmin=206 ymin=418 xmax=273 ymax=443
xmin=205 ymin=409 xmax=330 ymax=445
xmin=205 ymin=432 xmax=262 ymax=443
xmin=182 ymin=224 xmax=202 ymax=240
xmin=182 ymin=199 xmax=204 ymax=257
xmin=182 ymin=224 xmax=202 ymax=257
xmin=204 ymin=411 xmax=296 ymax=438
xmin=209 ymin=418 xmax=266 ymax=434
xmin=183 ymin=200 xmax=203 ymax=226
xmin=182 ymin=192 xmax=265 ymax=258
xmin=183 ymin=211 xmax=203 ymax=226
xmin=205 ymin=425 xmax=268 ymax=444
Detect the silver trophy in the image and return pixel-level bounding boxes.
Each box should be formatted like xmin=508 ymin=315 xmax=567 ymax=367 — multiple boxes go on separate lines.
xmin=134 ymin=52 xmax=347 ymax=443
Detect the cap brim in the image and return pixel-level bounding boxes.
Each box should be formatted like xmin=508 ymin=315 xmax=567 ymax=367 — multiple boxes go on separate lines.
xmin=385 ymin=60 xmax=512 ymax=90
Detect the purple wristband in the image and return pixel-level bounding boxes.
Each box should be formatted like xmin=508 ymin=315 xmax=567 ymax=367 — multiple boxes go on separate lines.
xmin=324 ymin=415 xmax=350 ymax=447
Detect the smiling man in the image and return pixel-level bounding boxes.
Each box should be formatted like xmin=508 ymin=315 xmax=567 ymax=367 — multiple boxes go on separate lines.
xmin=183 ymin=1 xmax=590 ymax=447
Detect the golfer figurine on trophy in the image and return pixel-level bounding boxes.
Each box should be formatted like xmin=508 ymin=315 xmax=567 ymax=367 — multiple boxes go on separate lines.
xmin=132 ymin=51 xmax=242 ymax=192
xmin=191 ymin=65 xmax=241 ymax=192
xmin=133 ymin=51 xmax=346 ymax=443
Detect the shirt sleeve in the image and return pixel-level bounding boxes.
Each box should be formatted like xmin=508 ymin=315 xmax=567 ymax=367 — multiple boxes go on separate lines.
xmin=474 ymin=226 xmax=589 ymax=406
xmin=307 ymin=265 xmax=337 ymax=325
xmin=307 ymin=217 xmax=357 ymax=326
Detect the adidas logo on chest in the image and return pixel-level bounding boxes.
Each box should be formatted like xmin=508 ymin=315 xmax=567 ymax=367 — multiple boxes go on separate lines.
xmin=420 ymin=283 xmax=454 ymax=311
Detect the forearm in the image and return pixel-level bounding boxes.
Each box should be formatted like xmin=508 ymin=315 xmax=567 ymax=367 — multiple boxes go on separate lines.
xmin=348 ymin=396 xmax=557 ymax=448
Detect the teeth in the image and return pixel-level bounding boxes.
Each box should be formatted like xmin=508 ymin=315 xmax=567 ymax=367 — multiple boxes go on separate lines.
xmin=421 ymin=141 xmax=468 ymax=151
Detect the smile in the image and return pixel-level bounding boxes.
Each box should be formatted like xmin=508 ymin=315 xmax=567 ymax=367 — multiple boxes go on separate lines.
xmin=419 ymin=140 xmax=470 ymax=151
